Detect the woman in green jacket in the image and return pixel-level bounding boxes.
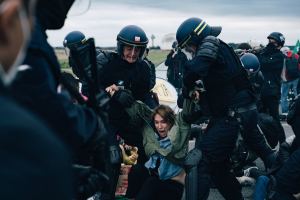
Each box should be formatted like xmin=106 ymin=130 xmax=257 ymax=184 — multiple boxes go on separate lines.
xmin=106 ymin=84 xmax=198 ymax=200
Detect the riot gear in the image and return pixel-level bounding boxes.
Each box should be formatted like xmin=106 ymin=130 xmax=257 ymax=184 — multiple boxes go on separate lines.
xmin=63 ymin=31 xmax=87 ymax=79
xmin=176 ymin=17 xmax=222 ymax=49
xmin=240 ymin=53 xmax=260 ymax=75
xmin=63 ymin=31 xmax=86 ymax=51
xmin=267 ymin=32 xmax=285 ymax=47
xmin=117 ymin=25 xmax=148 ymax=59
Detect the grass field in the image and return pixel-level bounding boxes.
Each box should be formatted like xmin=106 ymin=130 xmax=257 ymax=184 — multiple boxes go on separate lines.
xmin=56 ymin=48 xmax=170 ymax=71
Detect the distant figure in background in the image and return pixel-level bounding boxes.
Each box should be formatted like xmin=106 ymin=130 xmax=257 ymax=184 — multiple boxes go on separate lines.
xmin=165 ymin=41 xmax=188 ymax=90
xmin=257 ymin=32 xmax=286 ymax=143
xmin=280 ymin=46 xmax=300 ymax=114
xmin=235 ymin=42 xmax=253 ymax=57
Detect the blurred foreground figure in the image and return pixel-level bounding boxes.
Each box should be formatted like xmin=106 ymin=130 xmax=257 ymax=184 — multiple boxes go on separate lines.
xmin=8 ymin=0 xmax=112 ymax=199
xmin=0 ymin=0 xmax=72 ymax=199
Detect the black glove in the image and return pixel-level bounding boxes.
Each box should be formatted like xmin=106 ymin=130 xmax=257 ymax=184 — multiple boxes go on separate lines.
xmin=112 ymin=89 xmax=134 ymax=107
xmin=196 ymin=35 xmax=220 ymax=60
xmin=73 ymin=165 xmax=109 ymax=200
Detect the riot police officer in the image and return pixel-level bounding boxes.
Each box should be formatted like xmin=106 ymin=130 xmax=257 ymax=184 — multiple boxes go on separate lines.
xmin=176 ymin=17 xmax=275 ymax=200
xmin=97 ymin=25 xmax=157 ymax=198
xmin=257 ymin=32 xmax=286 ymax=142
xmin=165 ymin=41 xmax=188 ymax=90
xmin=240 ymin=53 xmax=265 ymax=110
xmin=63 ymin=31 xmax=87 ymax=80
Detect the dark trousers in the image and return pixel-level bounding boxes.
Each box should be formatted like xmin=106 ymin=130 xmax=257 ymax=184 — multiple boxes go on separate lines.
xmin=197 ymin=117 xmax=243 ymax=200
xmin=273 ymin=148 xmax=300 ymax=200
xmin=239 ymin=109 xmax=274 ymax=167
xmin=261 ymin=95 xmax=286 ymax=143
xmin=125 ymin=163 xmax=149 ymax=198
xmin=136 ymin=176 xmax=184 ymax=200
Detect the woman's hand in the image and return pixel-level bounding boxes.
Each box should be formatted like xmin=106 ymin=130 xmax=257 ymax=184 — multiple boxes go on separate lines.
xmin=105 ymin=84 xmax=119 ymax=96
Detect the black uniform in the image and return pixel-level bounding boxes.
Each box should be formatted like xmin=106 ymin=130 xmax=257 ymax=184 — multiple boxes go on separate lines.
xmin=96 ymin=52 xmax=153 ymax=198
xmin=257 ymin=45 xmax=284 ymax=119
xmin=0 ymin=82 xmax=72 ymax=200
xmin=184 ymin=39 xmax=274 ymax=200
xmin=9 ymin=21 xmax=101 ymax=156
xmin=144 ymin=57 xmax=156 ymax=90
xmin=257 ymin=45 xmax=286 ymax=143
xmin=99 ymin=53 xmax=151 ymax=147
xmin=249 ymin=71 xmax=265 ymax=109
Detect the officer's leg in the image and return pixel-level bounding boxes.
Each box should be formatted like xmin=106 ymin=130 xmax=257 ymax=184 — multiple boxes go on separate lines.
xmin=239 ymin=109 xmax=275 ymax=167
xmin=196 ymin=158 xmax=211 ymax=200
xmin=210 ymin=160 xmax=243 ymax=200
xmin=265 ymin=96 xmax=286 ymax=143
xmin=199 ymin=118 xmax=243 ymax=200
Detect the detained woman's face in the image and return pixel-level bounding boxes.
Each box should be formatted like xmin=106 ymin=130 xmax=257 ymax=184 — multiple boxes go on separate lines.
xmin=122 ymin=45 xmax=141 ymax=63
xmin=154 ymin=114 xmax=171 ymax=138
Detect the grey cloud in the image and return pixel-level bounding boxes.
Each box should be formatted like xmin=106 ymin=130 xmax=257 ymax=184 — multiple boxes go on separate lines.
xmin=92 ymin=0 xmax=300 ymax=18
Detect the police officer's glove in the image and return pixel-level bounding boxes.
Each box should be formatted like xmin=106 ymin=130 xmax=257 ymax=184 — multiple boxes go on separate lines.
xmin=73 ymin=165 xmax=109 ymax=200
xmin=112 ymin=89 xmax=134 ymax=107
xmin=196 ymin=35 xmax=220 ymax=60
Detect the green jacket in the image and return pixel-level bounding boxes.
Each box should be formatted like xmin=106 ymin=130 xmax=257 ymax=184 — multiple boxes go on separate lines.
xmin=125 ymin=100 xmax=195 ymax=164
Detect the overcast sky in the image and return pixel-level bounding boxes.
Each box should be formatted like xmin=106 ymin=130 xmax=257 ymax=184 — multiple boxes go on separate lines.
xmin=47 ymin=0 xmax=300 ymax=48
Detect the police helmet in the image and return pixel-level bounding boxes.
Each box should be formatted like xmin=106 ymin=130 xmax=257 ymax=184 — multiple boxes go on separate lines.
xmin=176 ymin=17 xmax=222 ymax=49
xmin=240 ymin=53 xmax=260 ymax=74
xmin=267 ymin=32 xmax=285 ymax=47
xmin=63 ymin=31 xmax=86 ymax=50
xmin=117 ymin=25 xmax=149 ymax=59
xmin=237 ymin=43 xmax=252 ymax=51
